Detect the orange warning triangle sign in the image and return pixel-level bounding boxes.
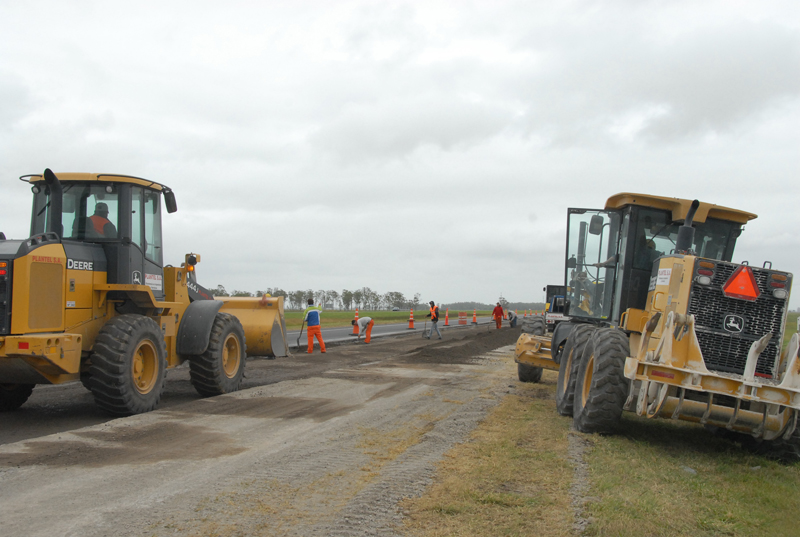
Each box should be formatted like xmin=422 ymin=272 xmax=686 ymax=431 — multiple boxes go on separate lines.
xmin=722 ymin=266 xmax=760 ymax=301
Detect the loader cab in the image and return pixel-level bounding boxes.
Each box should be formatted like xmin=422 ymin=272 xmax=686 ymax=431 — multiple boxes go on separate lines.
xmin=564 ymin=194 xmax=749 ymax=325
xmin=27 ymin=173 xmax=177 ymax=301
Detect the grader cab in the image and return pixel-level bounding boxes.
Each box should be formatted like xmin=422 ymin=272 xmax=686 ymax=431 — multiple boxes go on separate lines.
xmin=516 ymin=193 xmax=799 ymax=459
xmin=0 ymin=169 xmax=288 ymax=415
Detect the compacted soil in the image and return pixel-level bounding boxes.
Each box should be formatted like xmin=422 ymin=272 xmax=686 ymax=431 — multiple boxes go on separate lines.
xmin=0 ymin=324 xmax=522 ymax=537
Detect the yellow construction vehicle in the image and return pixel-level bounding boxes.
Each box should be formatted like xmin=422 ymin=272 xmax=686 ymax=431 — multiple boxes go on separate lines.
xmin=0 ymin=170 xmax=288 ymax=415
xmin=515 ymin=193 xmax=799 ymax=459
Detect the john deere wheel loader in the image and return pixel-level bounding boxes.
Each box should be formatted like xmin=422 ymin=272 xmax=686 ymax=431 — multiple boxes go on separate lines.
xmin=0 ymin=169 xmax=288 ymax=415
xmin=516 ymin=193 xmax=799 ymax=460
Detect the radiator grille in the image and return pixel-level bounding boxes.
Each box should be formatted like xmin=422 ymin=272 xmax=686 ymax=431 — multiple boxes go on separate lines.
xmin=688 ymin=260 xmax=791 ymax=378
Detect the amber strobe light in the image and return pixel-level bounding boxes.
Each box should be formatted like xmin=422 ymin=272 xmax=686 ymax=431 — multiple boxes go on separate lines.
xmin=722 ymin=266 xmax=760 ymax=302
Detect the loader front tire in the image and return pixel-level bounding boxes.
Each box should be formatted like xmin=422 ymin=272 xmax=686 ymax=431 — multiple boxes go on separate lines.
xmin=517 ymin=315 xmax=545 ymax=383
xmin=573 ymin=328 xmax=629 ymax=434
xmin=555 ymin=325 xmax=594 ymax=417
xmin=754 ymin=422 xmax=800 ymax=463
xmin=521 ymin=315 xmax=546 ymax=334
xmin=189 ymin=313 xmax=246 ymax=397
xmin=88 ymin=315 xmax=167 ymax=415
xmin=0 ymin=383 xmax=34 ymax=411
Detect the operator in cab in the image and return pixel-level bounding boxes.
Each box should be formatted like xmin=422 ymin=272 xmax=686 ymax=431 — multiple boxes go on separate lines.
xmin=90 ymin=202 xmax=117 ymax=238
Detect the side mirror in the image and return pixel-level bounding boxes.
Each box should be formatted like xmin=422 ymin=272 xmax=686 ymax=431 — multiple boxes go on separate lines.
xmin=589 ymin=214 xmax=604 ymax=235
xmin=164 ymin=190 xmax=178 ymax=214
xmin=566 ymin=256 xmax=577 ymax=269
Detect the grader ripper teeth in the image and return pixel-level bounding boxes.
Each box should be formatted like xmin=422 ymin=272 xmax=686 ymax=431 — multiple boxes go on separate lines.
xmin=0 ymin=170 xmax=288 ymax=415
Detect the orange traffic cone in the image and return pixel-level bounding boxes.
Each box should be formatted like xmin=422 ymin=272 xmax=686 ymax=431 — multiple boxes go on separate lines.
xmin=351 ymin=308 xmax=359 ymax=335
xmin=407 ymin=309 xmax=415 ymax=329
xmin=472 ymin=308 xmax=477 ymax=324
xmin=444 ymin=308 xmax=449 ymax=326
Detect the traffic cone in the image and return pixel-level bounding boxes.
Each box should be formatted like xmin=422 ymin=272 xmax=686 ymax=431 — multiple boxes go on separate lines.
xmin=444 ymin=308 xmax=449 ymax=326
xmin=472 ymin=309 xmax=477 ymax=324
xmin=407 ymin=309 xmax=415 ymax=329
xmin=351 ymin=308 xmax=359 ymax=335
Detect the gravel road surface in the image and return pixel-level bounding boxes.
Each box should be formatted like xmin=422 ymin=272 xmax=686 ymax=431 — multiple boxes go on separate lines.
xmin=0 ymin=324 xmax=522 ymax=537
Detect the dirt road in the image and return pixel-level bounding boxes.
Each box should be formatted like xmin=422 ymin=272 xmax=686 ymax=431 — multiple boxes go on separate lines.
xmin=0 ymin=325 xmax=522 ymax=536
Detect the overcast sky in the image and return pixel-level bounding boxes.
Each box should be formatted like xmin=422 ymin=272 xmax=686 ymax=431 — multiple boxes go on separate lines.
xmin=1 ymin=0 xmax=799 ymax=308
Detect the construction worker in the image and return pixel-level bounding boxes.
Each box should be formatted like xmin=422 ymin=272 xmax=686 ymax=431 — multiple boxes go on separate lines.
xmin=352 ymin=316 xmax=375 ymax=343
xmin=90 ymin=202 xmax=117 ymax=237
xmin=303 ymin=299 xmax=326 ymax=354
xmin=425 ymin=301 xmax=442 ymax=339
xmin=492 ymin=302 xmax=504 ymax=329
xmin=507 ymin=309 xmax=518 ymax=328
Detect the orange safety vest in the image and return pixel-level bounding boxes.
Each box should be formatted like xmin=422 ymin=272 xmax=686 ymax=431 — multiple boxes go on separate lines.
xmin=90 ymin=215 xmax=111 ymax=235
xmin=430 ymin=306 xmax=438 ymax=321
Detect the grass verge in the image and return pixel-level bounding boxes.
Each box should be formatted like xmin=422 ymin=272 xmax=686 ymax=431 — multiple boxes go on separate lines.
xmin=402 ymin=372 xmax=575 ymax=536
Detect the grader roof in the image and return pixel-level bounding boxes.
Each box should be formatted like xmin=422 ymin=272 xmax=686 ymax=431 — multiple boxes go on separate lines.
xmin=20 ymin=172 xmax=171 ymax=192
xmin=605 ymin=192 xmax=757 ymax=225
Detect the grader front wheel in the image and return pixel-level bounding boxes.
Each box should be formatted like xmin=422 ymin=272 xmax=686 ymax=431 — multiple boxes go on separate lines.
xmin=517 ymin=315 xmax=545 ymax=383
xmin=555 ymin=325 xmax=594 ymax=417
xmin=189 ymin=313 xmax=247 ymax=397
xmin=88 ymin=314 xmax=167 ymax=415
xmin=573 ymin=328 xmax=630 ymax=434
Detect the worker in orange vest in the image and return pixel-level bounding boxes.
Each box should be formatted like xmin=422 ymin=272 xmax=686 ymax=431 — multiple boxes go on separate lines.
xmin=352 ymin=316 xmax=375 ymax=343
xmin=425 ymin=301 xmax=442 ymax=339
xmin=492 ymin=302 xmax=504 ymax=329
xmin=89 ymin=202 xmax=117 ymax=237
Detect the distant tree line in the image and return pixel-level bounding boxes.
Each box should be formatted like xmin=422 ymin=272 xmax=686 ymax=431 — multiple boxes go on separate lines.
xmin=209 ymin=285 xmax=424 ymax=311
xmin=209 ymin=286 xmax=546 ymax=312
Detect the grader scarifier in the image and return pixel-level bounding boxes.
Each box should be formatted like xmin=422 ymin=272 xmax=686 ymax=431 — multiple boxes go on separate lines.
xmin=515 ymin=193 xmax=800 ymax=459
xmin=0 ymin=170 xmax=288 ymax=415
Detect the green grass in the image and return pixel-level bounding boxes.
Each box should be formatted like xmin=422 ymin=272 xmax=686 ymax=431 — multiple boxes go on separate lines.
xmin=283 ymin=310 xmax=492 ymax=329
xmin=785 ymin=311 xmax=798 ymax=350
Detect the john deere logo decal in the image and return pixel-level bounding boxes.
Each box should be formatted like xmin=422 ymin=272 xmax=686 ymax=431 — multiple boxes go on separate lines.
xmin=723 ymin=314 xmax=744 ymax=333
xmin=132 ymin=270 xmax=142 ymax=285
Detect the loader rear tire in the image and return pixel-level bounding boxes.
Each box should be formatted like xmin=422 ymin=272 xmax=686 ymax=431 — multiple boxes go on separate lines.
xmin=88 ymin=315 xmax=167 ymax=416
xmin=0 ymin=383 xmax=34 ymax=411
xmin=555 ymin=325 xmax=594 ymax=417
xmin=517 ymin=315 xmax=545 ymax=383
xmin=189 ymin=313 xmax=246 ymax=397
xmin=573 ymin=328 xmax=629 ymax=434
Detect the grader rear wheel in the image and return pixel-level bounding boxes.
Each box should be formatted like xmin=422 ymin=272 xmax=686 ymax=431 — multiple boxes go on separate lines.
xmin=573 ymin=328 xmax=630 ymax=434
xmin=189 ymin=313 xmax=247 ymax=397
xmin=517 ymin=315 xmax=545 ymax=383
xmin=555 ymin=325 xmax=595 ymax=417
xmin=88 ymin=314 xmax=167 ymax=415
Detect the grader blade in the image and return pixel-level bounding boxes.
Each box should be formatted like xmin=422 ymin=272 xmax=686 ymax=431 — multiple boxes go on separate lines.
xmin=216 ymin=295 xmax=289 ymax=357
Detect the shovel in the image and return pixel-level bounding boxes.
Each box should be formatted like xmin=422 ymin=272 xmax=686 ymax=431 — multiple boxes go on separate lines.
xmin=422 ymin=320 xmax=431 ymax=339
xmin=296 ymin=320 xmax=306 ymax=348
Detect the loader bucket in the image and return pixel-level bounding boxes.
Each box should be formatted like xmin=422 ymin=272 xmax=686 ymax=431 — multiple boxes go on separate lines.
xmin=216 ymin=295 xmax=289 ymax=357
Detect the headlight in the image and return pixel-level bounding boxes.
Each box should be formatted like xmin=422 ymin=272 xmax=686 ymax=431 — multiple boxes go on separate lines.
xmin=772 ymin=289 xmax=788 ymax=300
xmin=696 ymin=275 xmax=712 ymax=286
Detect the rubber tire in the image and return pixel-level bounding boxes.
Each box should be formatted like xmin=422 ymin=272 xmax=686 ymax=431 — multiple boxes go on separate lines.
xmin=189 ymin=313 xmax=246 ymax=397
xmin=754 ymin=426 xmax=800 ymax=464
xmin=0 ymin=384 xmax=34 ymax=411
xmin=88 ymin=314 xmax=167 ymax=416
xmin=573 ymin=328 xmax=630 ymax=434
xmin=517 ymin=315 xmax=545 ymax=383
xmin=555 ymin=325 xmax=595 ymax=417
xmin=521 ymin=315 xmax=546 ymax=334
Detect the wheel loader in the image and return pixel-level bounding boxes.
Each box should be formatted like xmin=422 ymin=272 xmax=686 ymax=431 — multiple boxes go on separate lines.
xmin=0 ymin=169 xmax=288 ymax=415
xmin=515 ymin=193 xmax=799 ymax=459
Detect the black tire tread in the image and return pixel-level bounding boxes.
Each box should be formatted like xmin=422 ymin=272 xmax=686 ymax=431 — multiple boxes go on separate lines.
xmin=555 ymin=325 xmax=595 ymax=417
xmin=0 ymin=384 xmax=34 ymax=411
xmin=189 ymin=313 xmax=246 ymax=397
xmin=87 ymin=314 xmax=167 ymax=416
xmin=517 ymin=316 xmax=545 ymax=383
xmin=573 ymin=328 xmax=630 ymax=434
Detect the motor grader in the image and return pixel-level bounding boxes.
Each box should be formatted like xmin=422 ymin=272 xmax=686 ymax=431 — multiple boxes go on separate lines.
xmin=515 ymin=193 xmax=799 ymax=459
xmin=0 ymin=169 xmax=288 ymax=415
